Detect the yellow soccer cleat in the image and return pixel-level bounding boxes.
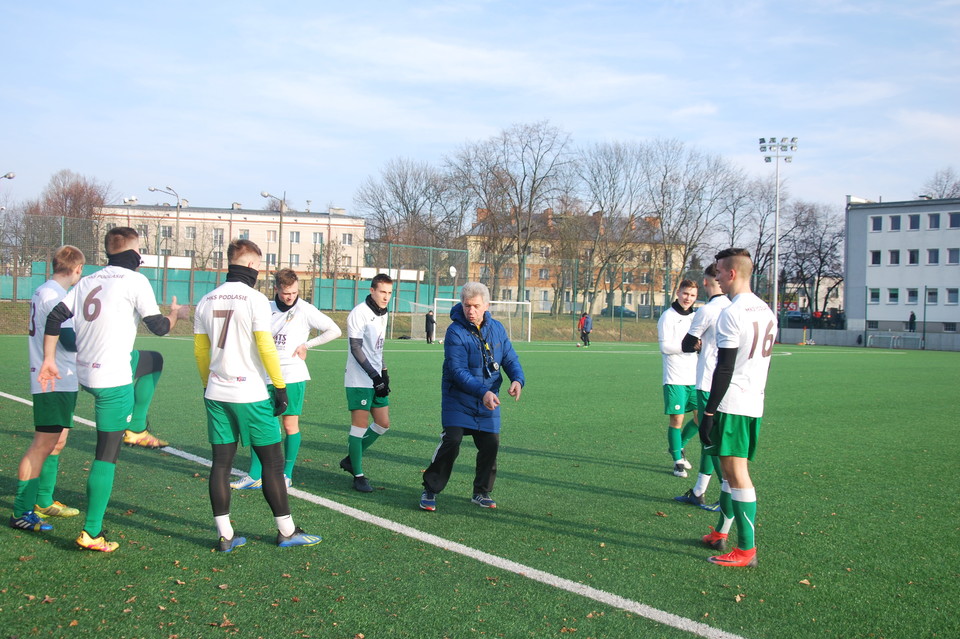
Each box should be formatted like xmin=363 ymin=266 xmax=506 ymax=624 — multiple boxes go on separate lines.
xmin=123 ymin=429 xmax=169 ymax=448
xmin=35 ymin=501 xmax=80 ymax=518
xmin=76 ymin=530 xmax=120 ymax=553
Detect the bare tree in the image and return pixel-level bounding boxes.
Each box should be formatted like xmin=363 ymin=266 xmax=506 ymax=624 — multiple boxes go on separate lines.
xmin=920 ymin=167 xmax=960 ymax=199
xmin=780 ymin=201 xmax=844 ymax=315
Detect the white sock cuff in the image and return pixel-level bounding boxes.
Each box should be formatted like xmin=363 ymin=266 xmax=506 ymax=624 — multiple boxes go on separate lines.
xmin=275 ymin=514 xmax=295 ymax=537
xmin=370 ymin=423 xmax=388 ymax=436
xmin=731 ymin=487 xmax=757 ymax=502
xmin=349 ymin=426 xmax=367 ymax=438
xmin=720 ymin=479 xmax=732 ymax=494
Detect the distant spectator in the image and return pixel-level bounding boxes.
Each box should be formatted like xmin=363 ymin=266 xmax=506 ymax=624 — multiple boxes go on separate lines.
xmin=578 ymin=312 xmax=592 ymax=347
xmin=426 ymin=310 xmax=436 ymax=344
xmin=908 ymin=311 xmax=916 ymax=332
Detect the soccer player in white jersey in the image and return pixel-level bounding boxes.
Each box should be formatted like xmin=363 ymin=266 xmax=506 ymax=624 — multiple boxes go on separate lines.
xmin=194 ymin=240 xmax=321 ymax=551
xmin=675 ymin=263 xmax=731 ymax=510
xmin=657 ymin=279 xmax=699 ymax=478
xmin=339 ymin=273 xmax=393 ymax=493
xmin=10 ymin=246 xmax=85 ymax=533
xmin=698 ymin=248 xmax=777 ymax=567
xmin=231 ymin=268 xmax=341 ymax=490
xmin=38 ymin=227 xmax=186 ymax=552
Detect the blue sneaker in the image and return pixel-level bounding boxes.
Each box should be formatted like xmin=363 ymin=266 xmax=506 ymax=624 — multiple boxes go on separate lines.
xmin=230 ymin=476 xmax=262 ymax=490
xmin=277 ymin=527 xmax=322 ymax=547
xmin=419 ymin=491 xmax=437 ymax=511
xmin=218 ymin=536 xmax=246 ymax=553
xmin=9 ymin=511 xmax=53 ymax=532
xmin=471 ymin=492 xmax=497 ymax=508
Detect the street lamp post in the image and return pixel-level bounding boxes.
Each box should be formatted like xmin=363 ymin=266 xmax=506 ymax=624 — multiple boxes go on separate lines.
xmin=1 ymin=172 xmax=14 ymax=180
xmin=759 ymin=137 xmax=798 ymax=319
xmin=148 ymin=185 xmax=183 ymax=255
xmin=261 ymin=191 xmax=286 ymax=271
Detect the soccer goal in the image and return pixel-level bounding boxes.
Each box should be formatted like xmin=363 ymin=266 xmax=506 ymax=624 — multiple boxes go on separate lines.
xmin=407 ymin=299 xmax=533 ymax=342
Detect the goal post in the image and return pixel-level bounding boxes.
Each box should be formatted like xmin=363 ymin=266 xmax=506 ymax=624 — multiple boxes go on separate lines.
xmin=433 ymin=298 xmax=532 ymax=343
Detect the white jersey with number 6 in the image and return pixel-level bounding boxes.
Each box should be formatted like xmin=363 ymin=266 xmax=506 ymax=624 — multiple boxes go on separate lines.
xmin=61 ymin=265 xmax=161 ymax=389
xmin=716 ymin=292 xmax=777 ymax=418
xmin=29 ymin=280 xmax=77 ymax=394
xmin=343 ymin=301 xmax=387 ymax=389
xmin=195 ymin=281 xmax=273 ymax=404
xmin=267 ymin=298 xmax=340 ymax=385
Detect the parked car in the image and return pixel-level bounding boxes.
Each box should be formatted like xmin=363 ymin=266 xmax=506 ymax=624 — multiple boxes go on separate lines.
xmin=600 ymin=305 xmax=638 ymax=318
xmin=784 ymin=310 xmax=811 ymax=322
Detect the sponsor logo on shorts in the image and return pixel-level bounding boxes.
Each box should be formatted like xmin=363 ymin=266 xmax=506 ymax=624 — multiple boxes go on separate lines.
xmin=361 ymin=399 xmax=368 ymax=406
xmin=674 ymin=404 xmax=681 ymax=410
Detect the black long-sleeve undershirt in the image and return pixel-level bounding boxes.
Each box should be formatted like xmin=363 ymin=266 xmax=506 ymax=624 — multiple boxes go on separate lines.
xmin=349 ymin=337 xmax=380 ymax=380
xmin=703 ymin=347 xmax=738 ymax=415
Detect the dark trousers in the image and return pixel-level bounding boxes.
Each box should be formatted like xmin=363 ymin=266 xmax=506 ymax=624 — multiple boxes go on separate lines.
xmin=422 ymin=426 xmax=499 ymax=494
xmin=580 ymin=330 xmax=590 ymax=346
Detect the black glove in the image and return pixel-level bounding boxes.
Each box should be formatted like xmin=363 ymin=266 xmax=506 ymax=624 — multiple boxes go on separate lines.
xmin=699 ymin=413 xmax=715 ymax=447
xmin=372 ymin=374 xmax=390 ymax=398
xmin=272 ymin=386 xmax=289 ymax=416
xmin=381 ymin=368 xmax=390 ymax=393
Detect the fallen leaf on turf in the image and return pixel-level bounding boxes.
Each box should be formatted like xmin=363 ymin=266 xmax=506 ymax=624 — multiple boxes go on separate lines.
xmin=42 ymin=595 xmax=55 ymax=603
xmin=655 ymin=511 xmax=667 ymax=517
xmin=25 ymin=595 xmax=36 ymax=601
xmin=19 ymin=555 xmax=35 ymax=562
xmin=125 ymin=596 xmax=137 ymax=603
xmin=69 ymin=620 xmax=78 ymax=627
xmin=218 ymin=584 xmax=229 ymax=590
xmin=735 ymin=594 xmax=745 ymax=603
xmin=799 ymin=579 xmax=811 ymax=586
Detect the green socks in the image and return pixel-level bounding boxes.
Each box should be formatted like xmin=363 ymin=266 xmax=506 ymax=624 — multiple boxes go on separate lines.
xmin=248 ymin=449 xmax=264 ymax=481
xmin=13 ymin=478 xmax=40 ymax=518
xmin=731 ymin=487 xmax=757 ymax=550
xmin=130 ymin=371 xmax=161 ymax=431
xmin=284 ymin=432 xmax=301 ymax=478
xmin=667 ymin=427 xmax=683 ymax=461
xmin=84 ymin=460 xmax=117 ymax=537
xmin=36 ymin=454 xmax=61 ymax=509
xmin=348 ymin=434 xmax=365 ymax=476
xmin=680 ymin=419 xmax=698 ymax=448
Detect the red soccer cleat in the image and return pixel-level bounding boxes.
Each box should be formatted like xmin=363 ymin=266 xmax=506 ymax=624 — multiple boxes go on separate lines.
xmin=708 ymin=547 xmax=757 ymax=567
xmin=702 ymin=526 xmax=728 ymax=551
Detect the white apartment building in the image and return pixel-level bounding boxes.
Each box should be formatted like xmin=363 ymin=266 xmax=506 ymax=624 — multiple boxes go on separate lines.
xmin=98 ymin=203 xmax=366 ymax=275
xmin=845 ymin=196 xmax=960 ymax=337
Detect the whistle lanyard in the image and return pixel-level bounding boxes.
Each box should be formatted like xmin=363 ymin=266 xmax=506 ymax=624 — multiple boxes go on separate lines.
xmin=471 ymin=326 xmax=499 ymax=375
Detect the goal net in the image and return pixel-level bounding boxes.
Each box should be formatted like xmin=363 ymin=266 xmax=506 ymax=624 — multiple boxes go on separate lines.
xmin=407 ymin=299 xmax=532 ymax=342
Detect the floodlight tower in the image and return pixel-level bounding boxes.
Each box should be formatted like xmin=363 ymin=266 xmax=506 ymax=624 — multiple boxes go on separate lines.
xmin=758 ymin=136 xmax=797 ymax=319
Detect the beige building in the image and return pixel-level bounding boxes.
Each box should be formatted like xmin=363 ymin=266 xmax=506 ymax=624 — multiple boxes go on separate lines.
xmin=97 ymin=203 xmax=367 ymax=275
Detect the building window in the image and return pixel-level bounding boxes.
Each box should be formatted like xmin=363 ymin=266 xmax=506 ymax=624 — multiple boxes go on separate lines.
xmin=538 ymin=268 xmax=549 ymax=280
xmin=871 ymin=216 xmax=882 ymax=231
xmin=948 ymin=248 xmax=959 ymax=264
xmin=625 ymin=292 xmax=633 ymax=306
xmin=161 ymin=225 xmax=173 ymax=239
xmin=888 ymin=250 xmax=900 ymax=265
xmin=290 ymin=231 xmax=300 ymax=244
xmin=106 ymin=223 xmax=117 ymax=231
xmin=266 ymin=253 xmax=277 ymax=266
xmin=184 ymin=249 xmax=196 ymax=258
xmin=341 ymin=233 xmax=353 ymax=246
xmin=290 ymin=254 xmax=300 ymax=266
xmin=889 ymin=215 xmax=901 ymax=231
xmin=213 ymin=228 xmax=224 ymax=247
xmin=480 ymin=266 xmax=490 ymax=279
xmin=503 ymin=267 xmax=514 ymax=279
xmin=928 ymin=248 xmax=940 ymax=264
xmin=888 ymin=289 xmax=899 ymax=304
xmin=640 ymin=271 xmax=651 ymax=284
xmin=640 ymin=292 xmax=650 ymax=305
xmin=267 ymin=230 xmax=277 ymax=242
xmin=947 ymin=288 xmax=959 ymax=305
xmin=213 ymin=251 xmax=223 ymax=265
xmin=870 ymin=251 xmax=881 ymax=265
xmin=524 ymin=268 xmax=531 ymax=280
xmin=136 ymin=224 xmax=149 ymax=239
xmin=927 ymin=288 xmax=938 ymax=304
xmin=623 ymin=271 xmax=634 ymax=284
xmin=239 ymin=229 xmax=249 ymax=240
xmin=908 ymin=214 xmax=920 ymax=230
xmin=540 ymin=290 xmax=549 ymax=302
xmin=950 ymin=212 xmax=960 ymax=228
xmin=641 ymin=251 xmax=652 ymax=263
xmin=160 ymin=248 xmax=171 ymax=256
xmin=313 ymin=232 xmax=323 ymax=245
xmin=867 ymin=320 xmax=879 ymax=329
xmin=944 ymin=322 xmax=957 ymax=333
xmin=869 ymin=288 xmax=880 ymax=304
xmin=908 ymin=249 xmax=919 ymax=265
xmin=501 ymin=288 xmax=512 ymax=301
xmin=907 ymin=288 xmax=918 ymax=304
xmin=540 ymin=246 xmax=550 ymax=258
xmin=929 ymin=213 xmax=941 ymax=229
xmin=185 ymin=226 xmax=197 ymax=240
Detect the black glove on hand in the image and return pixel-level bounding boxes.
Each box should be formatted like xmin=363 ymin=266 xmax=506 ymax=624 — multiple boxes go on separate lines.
xmin=699 ymin=413 xmax=715 ymax=447
xmin=381 ymin=368 xmax=390 ymax=393
xmin=372 ymin=374 xmax=390 ymax=398
xmin=272 ymin=386 xmax=289 ymax=416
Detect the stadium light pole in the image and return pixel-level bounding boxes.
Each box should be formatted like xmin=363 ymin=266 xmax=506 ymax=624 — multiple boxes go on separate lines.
xmin=2 ymin=172 xmax=14 ymax=180
xmin=148 ymin=185 xmax=183 ymax=255
xmin=261 ymin=191 xmax=286 ymax=271
xmin=759 ymin=137 xmax=797 ymax=320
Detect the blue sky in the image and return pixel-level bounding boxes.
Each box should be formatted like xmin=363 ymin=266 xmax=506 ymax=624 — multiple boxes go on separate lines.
xmin=3 ymin=1 xmax=959 ymax=214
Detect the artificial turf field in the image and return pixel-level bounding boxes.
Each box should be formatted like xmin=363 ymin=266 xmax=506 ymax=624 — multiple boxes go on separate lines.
xmin=0 ymin=334 xmax=957 ymax=639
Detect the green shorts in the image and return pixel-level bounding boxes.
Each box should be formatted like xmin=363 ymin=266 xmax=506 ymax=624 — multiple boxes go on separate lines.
xmin=82 ymin=384 xmax=134 ymax=432
xmin=703 ymin=412 xmax=762 ymax=461
xmin=204 ymin=398 xmax=281 ymax=447
xmin=345 ymin=386 xmax=389 ymax=411
xmin=269 ymin=381 xmax=305 ymax=416
xmin=663 ymin=384 xmax=697 ymax=415
xmin=33 ymin=391 xmax=78 ymax=429
xmin=696 ymin=389 xmax=710 ymax=417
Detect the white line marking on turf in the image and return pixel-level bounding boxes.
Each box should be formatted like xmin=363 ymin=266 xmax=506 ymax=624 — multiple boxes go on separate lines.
xmin=1 ymin=389 xmax=746 ymax=639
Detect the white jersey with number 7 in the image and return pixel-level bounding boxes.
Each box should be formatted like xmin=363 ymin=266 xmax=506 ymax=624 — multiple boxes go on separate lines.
xmin=715 ymin=292 xmax=777 ymax=418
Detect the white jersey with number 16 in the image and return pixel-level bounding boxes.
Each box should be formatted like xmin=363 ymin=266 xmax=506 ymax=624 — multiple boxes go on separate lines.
xmin=716 ymin=292 xmax=777 ymax=418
